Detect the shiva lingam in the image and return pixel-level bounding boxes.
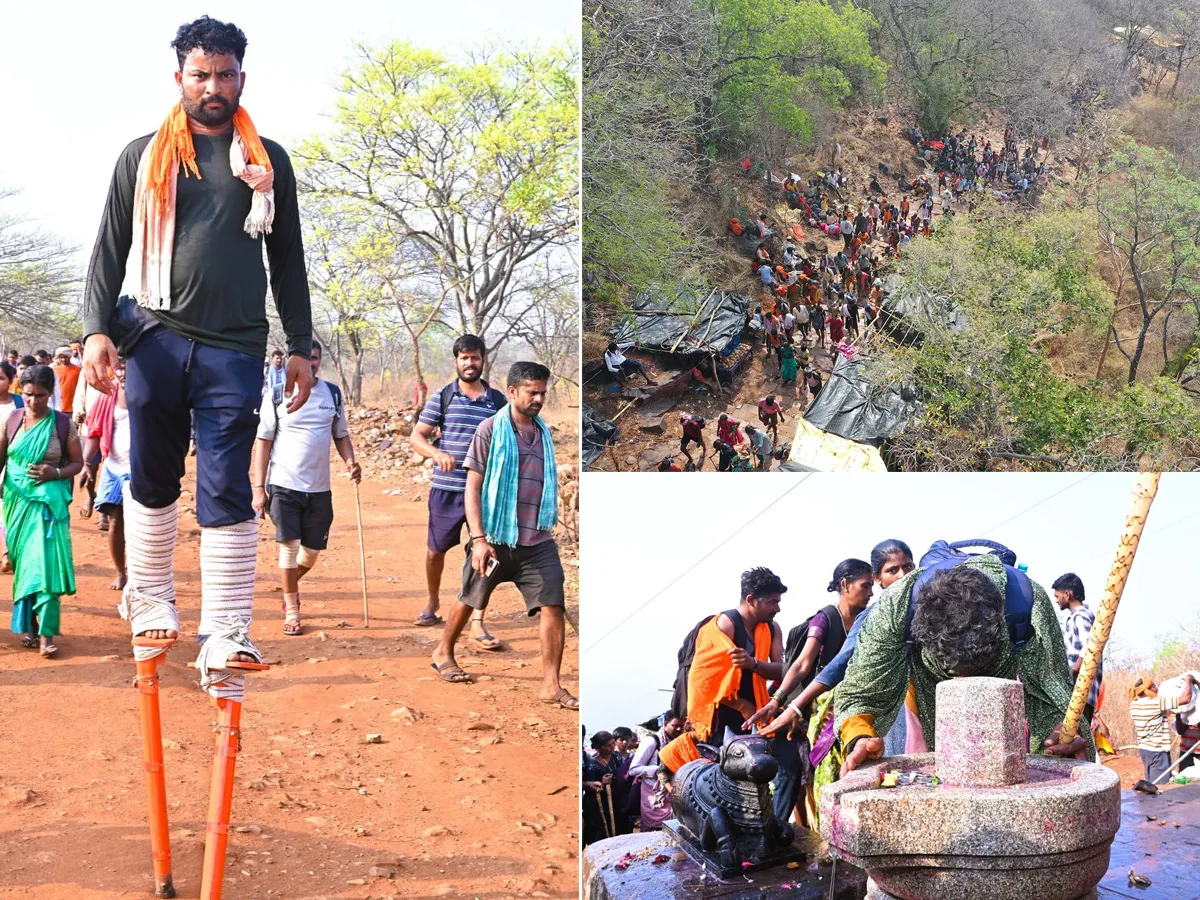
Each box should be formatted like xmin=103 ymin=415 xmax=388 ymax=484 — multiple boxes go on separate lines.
xmin=820 ymin=677 xmax=1120 ymax=900
xmin=663 ymin=730 xmax=802 ymax=878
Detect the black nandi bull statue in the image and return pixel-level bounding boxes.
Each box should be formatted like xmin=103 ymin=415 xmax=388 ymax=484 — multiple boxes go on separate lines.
xmin=664 ymin=730 xmax=798 ymax=877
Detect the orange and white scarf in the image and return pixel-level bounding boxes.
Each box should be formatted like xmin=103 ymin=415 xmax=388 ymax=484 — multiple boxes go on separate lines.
xmin=121 ymin=102 xmax=275 ymax=310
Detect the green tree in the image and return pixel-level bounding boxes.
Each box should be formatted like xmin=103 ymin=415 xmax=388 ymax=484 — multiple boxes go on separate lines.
xmin=583 ymin=0 xmax=716 ymax=301
xmin=295 ymin=42 xmax=577 ymax=356
xmin=0 ymin=189 xmax=78 ymax=350
xmin=706 ymin=0 xmax=885 ymax=146
xmin=869 ymin=201 xmax=1200 ymax=469
xmin=1095 ymin=141 xmax=1200 ymax=385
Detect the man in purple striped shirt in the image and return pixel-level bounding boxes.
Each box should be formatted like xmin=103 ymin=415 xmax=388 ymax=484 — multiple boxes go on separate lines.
xmin=410 ymin=335 xmax=507 ymax=646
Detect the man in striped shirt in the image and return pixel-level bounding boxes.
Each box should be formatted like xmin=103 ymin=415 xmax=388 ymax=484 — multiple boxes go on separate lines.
xmin=410 ymin=335 xmax=507 ymax=646
xmin=1053 ymin=573 xmax=1102 ymax=725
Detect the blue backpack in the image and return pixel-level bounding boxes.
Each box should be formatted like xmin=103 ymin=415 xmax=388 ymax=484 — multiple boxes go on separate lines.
xmin=905 ymin=540 xmax=1035 ymax=653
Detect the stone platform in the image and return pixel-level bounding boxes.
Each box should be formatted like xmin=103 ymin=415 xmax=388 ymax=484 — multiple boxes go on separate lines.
xmin=583 ymin=781 xmax=1200 ymax=899
xmin=583 ymin=830 xmax=866 ymax=900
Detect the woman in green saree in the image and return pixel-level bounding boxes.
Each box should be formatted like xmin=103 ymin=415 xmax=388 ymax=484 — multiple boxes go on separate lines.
xmin=0 ymin=365 xmax=83 ymax=657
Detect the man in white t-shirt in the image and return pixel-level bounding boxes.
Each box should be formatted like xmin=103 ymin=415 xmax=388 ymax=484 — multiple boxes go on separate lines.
xmin=252 ymin=339 xmax=361 ymax=635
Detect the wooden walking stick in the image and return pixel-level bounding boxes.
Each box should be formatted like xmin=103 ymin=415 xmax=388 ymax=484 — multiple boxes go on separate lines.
xmin=1059 ymin=472 xmax=1160 ymax=744
xmin=133 ymin=638 xmax=177 ymax=898
xmin=605 ymin=782 xmax=618 ymax=836
xmin=596 ymin=784 xmax=611 ymax=839
xmin=354 ymin=481 xmax=369 ymax=628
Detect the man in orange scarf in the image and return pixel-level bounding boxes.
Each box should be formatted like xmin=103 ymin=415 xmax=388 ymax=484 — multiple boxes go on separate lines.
xmin=687 ymin=567 xmax=786 ymax=745
xmin=82 ymin=16 xmax=313 ymax=682
xmin=80 ymin=19 xmax=313 ymax=894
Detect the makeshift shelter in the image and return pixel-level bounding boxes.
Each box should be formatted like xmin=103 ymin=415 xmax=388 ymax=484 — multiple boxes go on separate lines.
xmin=608 ymin=288 xmax=751 ymax=358
xmin=803 ymin=352 xmax=920 ymax=445
xmin=582 ymin=405 xmax=619 ymax=470
xmin=874 ymin=274 xmax=967 ymax=345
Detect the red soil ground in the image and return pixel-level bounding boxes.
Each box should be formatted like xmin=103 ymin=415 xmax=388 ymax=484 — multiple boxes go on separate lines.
xmin=0 ymin=458 xmax=579 ymax=899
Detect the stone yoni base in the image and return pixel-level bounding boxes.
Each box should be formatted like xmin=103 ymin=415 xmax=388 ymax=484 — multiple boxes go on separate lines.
xmin=866 ymin=877 xmax=1098 ymax=900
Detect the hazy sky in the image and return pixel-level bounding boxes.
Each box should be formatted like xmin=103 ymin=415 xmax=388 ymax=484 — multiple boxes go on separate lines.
xmin=0 ymin=0 xmax=578 ymax=265
xmin=579 ymin=473 xmax=1200 ymax=731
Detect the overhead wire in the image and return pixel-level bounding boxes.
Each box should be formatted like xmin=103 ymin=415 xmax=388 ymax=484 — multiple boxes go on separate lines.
xmin=581 ymin=474 xmax=811 ymax=655
xmin=978 ymin=473 xmax=1095 ymax=537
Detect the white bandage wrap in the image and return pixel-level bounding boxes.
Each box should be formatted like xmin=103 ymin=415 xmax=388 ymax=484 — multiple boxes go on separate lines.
xmin=195 ymin=623 xmax=263 ymax=702
xmin=119 ymin=487 xmax=180 ymax=661
xmin=298 ymin=546 xmax=320 ymax=569
xmin=197 ymin=521 xmax=259 ymax=700
xmin=278 ymin=539 xmax=300 ymax=569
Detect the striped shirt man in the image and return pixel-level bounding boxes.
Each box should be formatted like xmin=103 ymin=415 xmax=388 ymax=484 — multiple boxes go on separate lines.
xmin=1130 ymin=696 xmax=1173 ymax=753
xmin=418 ymin=381 xmax=506 ymax=493
xmin=1063 ymin=605 xmax=1102 ymax=709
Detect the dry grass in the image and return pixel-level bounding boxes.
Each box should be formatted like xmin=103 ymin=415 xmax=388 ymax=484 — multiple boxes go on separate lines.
xmin=1099 ymin=643 xmax=1200 ymax=755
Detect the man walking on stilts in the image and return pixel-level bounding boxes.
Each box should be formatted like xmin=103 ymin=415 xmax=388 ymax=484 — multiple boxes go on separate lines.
xmin=82 ymin=17 xmax=312 ymax=898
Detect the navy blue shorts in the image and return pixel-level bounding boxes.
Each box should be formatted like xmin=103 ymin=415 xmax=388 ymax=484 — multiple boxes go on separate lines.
xmin=268 ymin=486 xmax=334 ymax=550
xmin=124 ymin=325 xmax=262 ymax=527
xmin=427 ymin=488 xmax=467 ymax=554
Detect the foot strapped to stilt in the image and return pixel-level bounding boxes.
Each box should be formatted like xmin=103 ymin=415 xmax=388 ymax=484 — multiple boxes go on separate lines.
xmin=121 ymin=587 xmax=180 ymax=661
xmin=194 ymin=625 xmax=267 ymax=702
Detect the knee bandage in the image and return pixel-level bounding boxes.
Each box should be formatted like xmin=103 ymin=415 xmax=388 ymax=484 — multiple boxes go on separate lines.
xmin=278 ymin=539 xmax=300 ymax=569
xmin=198 ymin=521 xmax=260 ymax=701
xmin=298 ymin=546 xmax=320 ymax=569
xmin=121 ymin=486 xmax=179 ymax=661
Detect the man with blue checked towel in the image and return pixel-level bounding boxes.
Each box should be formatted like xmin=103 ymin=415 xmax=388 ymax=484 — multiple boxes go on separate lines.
xmin=429 ymin=361 xmax=576 ymax=710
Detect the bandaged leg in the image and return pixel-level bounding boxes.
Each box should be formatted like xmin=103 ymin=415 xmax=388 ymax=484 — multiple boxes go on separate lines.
xmin=196 ymin=522 xmax=261 ymax=701
xmin=119 ymin=486 xmax=180 ymax=661
xmin=298 ymin=546 xmax=320 ymax=569
xmin=278 ymin=539 xmax=302 ymax=635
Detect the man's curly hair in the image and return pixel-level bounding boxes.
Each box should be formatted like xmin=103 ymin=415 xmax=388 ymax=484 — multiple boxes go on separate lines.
xmin=741 ymin=566 xmax=787 ymax=600
xmin=171 ymin=16 xmax=248 ymax=68
xmin=911 ymin=566 xmax=1005 ymax=675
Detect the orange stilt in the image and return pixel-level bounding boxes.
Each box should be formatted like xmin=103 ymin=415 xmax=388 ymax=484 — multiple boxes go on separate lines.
xmin=134 ymin=638 xmax=176 ymax=899
xmin=198 ymin=662 xmax=267 ymax=900
xmin=199 ymin=697 xmax=240 ymax=900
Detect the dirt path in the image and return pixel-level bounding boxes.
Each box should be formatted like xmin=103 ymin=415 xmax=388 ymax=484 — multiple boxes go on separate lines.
xmin=0 ymin=457 xmax=579 ymax=899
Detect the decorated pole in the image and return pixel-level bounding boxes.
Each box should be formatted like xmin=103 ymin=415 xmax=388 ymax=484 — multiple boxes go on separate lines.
xmin=1060 ymin=472 xmax=1160 ymax=743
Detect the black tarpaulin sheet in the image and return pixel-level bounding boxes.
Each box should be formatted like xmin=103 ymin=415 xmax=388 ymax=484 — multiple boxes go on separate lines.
xmin=582 ymin=404 xmax=618 ymax=470
xmin=803 ymin=352 xmax=919 ymax=444
xmin=879 ymin=273 xmax=968 ymax=339
xmin=609 ymin=289 xmax=751 ymax=356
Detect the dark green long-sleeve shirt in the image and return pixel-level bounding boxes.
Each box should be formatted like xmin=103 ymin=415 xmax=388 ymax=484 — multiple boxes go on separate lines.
xmin=83 ymin=131 xmax=312 ymax=360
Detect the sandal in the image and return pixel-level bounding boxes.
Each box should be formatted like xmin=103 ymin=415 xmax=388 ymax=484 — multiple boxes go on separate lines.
xmin=471 ymin=633 xmax=504 ymax=651
xmin=40 ymin=643 xmax=58 ymax=659
xmin=98 ymin=514 xmax=110 ymax=533
xmin=414 ymin=613 xmax=444 ymax=627
xmin=541 ymin=688 xmax=579 ymax=710
xmin=430 ymin=661 xmax=472 ymax=684
xmin=20 ymin=635 xmax=36 ymax=649
xmin=282 ymin=596 xmax=302 ymax=636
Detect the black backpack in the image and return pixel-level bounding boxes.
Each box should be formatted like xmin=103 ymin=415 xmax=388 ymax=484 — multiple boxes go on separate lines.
xmin=670 ymin=609 xmax=751 ymax=721
xmin=431 ymin=380 xmax=507 ymax=441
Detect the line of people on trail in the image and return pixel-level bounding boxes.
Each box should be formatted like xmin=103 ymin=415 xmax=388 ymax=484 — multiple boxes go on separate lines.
xmin=656 ymin=398 xmax=801 ymax=473
xmin=633 ymin=541 xmax=1113 ymax=839
xmin=911 ymin=125 xmax=1050 ymax=203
